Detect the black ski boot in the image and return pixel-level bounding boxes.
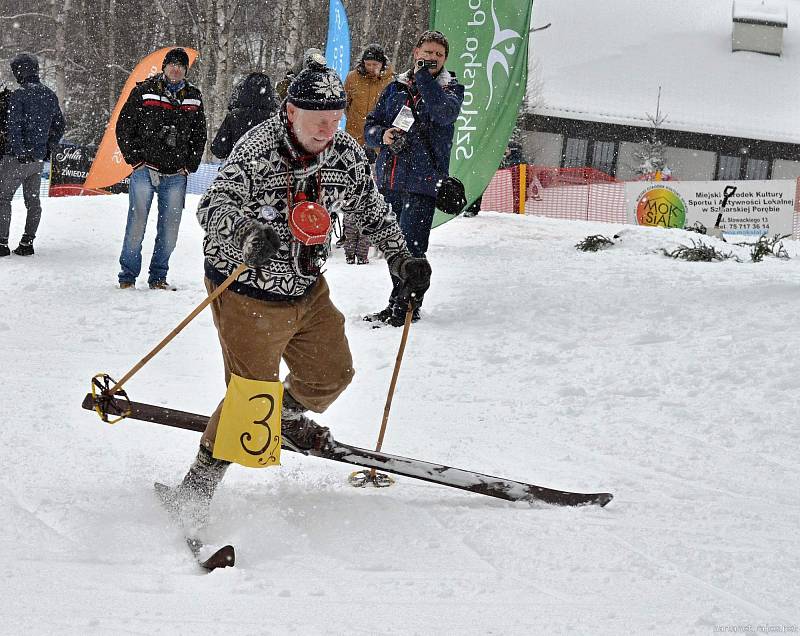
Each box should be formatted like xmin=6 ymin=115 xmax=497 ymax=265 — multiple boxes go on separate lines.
xmin=281 ymin=391 xmax=333 ymax=454
xmin=13 ymin=235 xmax=34 ymax=256
xmin=363 ymin=303 xmax=395 ymax=324
xmin=0 ymin=243 xmax=9 ymax=257
xmin=167 ymin=445 xmax=230 ymax=530
xmin=385 ymin=304 xmax=420 ymax=327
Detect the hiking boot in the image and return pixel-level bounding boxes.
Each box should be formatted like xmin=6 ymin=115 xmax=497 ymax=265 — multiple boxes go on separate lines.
xmin=149 ymin=280 xmax=176 ymax=291
xmin=12 ymin=238 xmax=34 ymax=256
xmin=281 ymin=392 xmax=333 ymax=454
xmin=356 ymin=257 xmax=369 ymax=265
xmin=345 ymin=254 xmax=356 ymax=264
xmin=119 ymin=281 xmax=135 ymax=289
xmin=281 ymin=414 xmax=333 ymax=453
xmin=167 ymin=445 xmax=230 ymax=530
xmin=363 ymin=304 xmax=395 ymax=323
xmin=0 ymin=244 xmax=9 ymax=258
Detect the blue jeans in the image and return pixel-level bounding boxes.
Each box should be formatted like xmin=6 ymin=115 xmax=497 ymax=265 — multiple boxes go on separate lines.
xmin=385 ymin=191 xmax=436 ymax=306
xmin=118 ymin=167 xmax=186 ymax=284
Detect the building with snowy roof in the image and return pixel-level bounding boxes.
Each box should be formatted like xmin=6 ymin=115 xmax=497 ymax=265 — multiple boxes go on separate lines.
xmin=523 ymin=0 xmax=800 ymax=181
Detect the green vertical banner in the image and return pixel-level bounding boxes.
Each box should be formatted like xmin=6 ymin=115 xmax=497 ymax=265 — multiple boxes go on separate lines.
xmin=431 ymin=0 xmax=533 ymax=226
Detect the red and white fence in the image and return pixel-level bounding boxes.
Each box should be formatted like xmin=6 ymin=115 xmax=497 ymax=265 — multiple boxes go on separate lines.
xmin=481 ymin=165 xmax=625 ymax=222
xmin=482 ymin=165 xmax=800 ymax=239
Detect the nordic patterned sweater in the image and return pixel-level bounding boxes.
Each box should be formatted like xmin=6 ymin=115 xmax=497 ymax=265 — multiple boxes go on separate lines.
xmin=197 ymin=110 xmax=409 ymax=300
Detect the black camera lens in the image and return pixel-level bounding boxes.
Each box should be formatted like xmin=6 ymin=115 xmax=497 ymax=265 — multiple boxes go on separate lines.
xmin=388 ymin=135 xmax=407 ymax=155
xmin=160 ymin=125 xmax=178 ymax=148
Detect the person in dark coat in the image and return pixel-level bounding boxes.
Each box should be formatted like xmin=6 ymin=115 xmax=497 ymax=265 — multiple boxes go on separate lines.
xmin=211 ymin=72 xmax=277 ymax=159
xmin=115 ymin=47 xmax=207 ymax=290
xmin=363 ymin=31 xmax=464 ymax=326
xmin=0 ymin=53 xmax=65 ymax=257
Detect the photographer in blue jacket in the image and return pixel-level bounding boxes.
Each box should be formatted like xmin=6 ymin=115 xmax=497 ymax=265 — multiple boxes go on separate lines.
xmin=364 ymin=30 xmax=464 ymax=326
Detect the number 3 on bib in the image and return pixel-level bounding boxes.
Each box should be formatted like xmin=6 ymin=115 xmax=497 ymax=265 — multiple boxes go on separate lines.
xmin=212 ymin=374 xmax=284 ymax=468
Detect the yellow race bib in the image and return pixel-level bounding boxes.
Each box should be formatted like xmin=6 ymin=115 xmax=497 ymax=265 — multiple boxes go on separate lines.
xmin=213 ymin=374 xmax=283 ymax=468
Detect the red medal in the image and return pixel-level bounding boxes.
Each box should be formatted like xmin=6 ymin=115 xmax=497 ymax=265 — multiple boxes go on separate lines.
xmin=288 ymin=192 xmax=332 ymax=246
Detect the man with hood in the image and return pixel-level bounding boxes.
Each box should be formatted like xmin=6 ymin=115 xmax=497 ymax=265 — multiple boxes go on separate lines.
xmin=115 ymin=47 xmax=207 ymax=290
xmin=211 ymin=72 xmax=277 ymax=159
xmin=364 ymin=31 xmax=464 ymax=326
xmin=340 ymin=43 xmax=393 ymax=264
xmin=0 ymin=53 xmax=65 ymax=257
xmin=160 ymin=60 xmax=432 ymax=526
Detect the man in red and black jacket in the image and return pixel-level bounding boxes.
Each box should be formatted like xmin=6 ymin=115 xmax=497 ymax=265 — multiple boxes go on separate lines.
xmin=115 ymin=47 xmax=207 ymax=290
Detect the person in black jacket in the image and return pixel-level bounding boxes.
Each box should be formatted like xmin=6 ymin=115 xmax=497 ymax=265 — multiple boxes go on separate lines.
xmin=0 ymin=54 xmax=65 ymax=257
xmin=115 ymin=47 xmax=207 ymax=290
xmin=211 ymin=72 xmax=276 ymax=159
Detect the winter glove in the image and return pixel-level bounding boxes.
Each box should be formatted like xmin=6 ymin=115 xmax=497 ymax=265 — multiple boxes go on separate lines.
xmin=240 ymin=222 xmax=281 ymax=268
xmin=390 ymin=254 xmax=432 ymax=308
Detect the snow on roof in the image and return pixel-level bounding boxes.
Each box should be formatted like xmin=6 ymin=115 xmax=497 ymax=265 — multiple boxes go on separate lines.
xmin=529 ymin=0 xmax=800 ymax=144
xmin=733 ymin=0 xmax=788 ymax=25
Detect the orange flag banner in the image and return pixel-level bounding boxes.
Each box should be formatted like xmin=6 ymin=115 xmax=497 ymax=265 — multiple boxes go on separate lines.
xmin=83 ymin=47 xmax=199 ymax=192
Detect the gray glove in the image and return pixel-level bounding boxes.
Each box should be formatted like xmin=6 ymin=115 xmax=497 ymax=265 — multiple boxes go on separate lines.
xmin=390 ymin=254 xmax=432 ymax=307
xmin=241 ymin=222 xmax=281 ymax=268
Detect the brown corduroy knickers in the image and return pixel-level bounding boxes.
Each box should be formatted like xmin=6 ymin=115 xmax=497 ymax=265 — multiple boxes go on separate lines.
xmin=200 ymin=275 xmax=355 ymax=451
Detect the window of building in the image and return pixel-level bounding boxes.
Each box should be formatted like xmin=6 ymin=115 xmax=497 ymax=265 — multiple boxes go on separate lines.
xmin=717 ymin=155 xmax=741 ymax=180
xmin=563 ymin=137 xmax=588 ymax=168
xmin=591 ymin=141 xmax=616 ymax=176
xmin=717 ymin=154 xmax=771 ymax=180
xmin=745 ymin=158 xmax=769 ymax=180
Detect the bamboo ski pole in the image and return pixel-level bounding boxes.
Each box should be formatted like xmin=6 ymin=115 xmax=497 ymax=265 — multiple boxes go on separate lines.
xmin=369 ymin=303 xmax=415 ymax=479
xmin=105 ymin=263 xmax=248 ymax=396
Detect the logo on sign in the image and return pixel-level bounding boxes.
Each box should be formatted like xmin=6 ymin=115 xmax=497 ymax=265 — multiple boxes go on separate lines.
xmin=486 ymin=0 xmax=523 ymax=107
xmin=55 ymin=147 xmax=83 ymax=162
xmin=636 ymin=186 xmax=687 ymax=228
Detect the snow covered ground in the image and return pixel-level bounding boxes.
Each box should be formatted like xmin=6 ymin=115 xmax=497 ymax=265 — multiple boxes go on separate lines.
xmin=2 ymin=194 xmax=799 ymax=635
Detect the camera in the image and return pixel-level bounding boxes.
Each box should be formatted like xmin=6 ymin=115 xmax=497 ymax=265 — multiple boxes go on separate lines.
xmin=415 ymin=59 xmax=437 ymax=71
xmin=388 ymin=131 xmax=408 ymax=155
xmin=159 ymin=124 xmax=178 ymax=148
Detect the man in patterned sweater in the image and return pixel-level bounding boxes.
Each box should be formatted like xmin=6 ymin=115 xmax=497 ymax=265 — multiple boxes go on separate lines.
xmin=169 ymin=60 xmax=431 ymax=523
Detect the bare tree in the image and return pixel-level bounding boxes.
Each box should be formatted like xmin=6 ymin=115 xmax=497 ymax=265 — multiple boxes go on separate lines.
xmin=0 ymin=0 xmax=431 ymax=150
xmin=281 ymin=0 xmax=304 ymax=75
xmin=210 ymin=0 xmax=239 ymax=143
